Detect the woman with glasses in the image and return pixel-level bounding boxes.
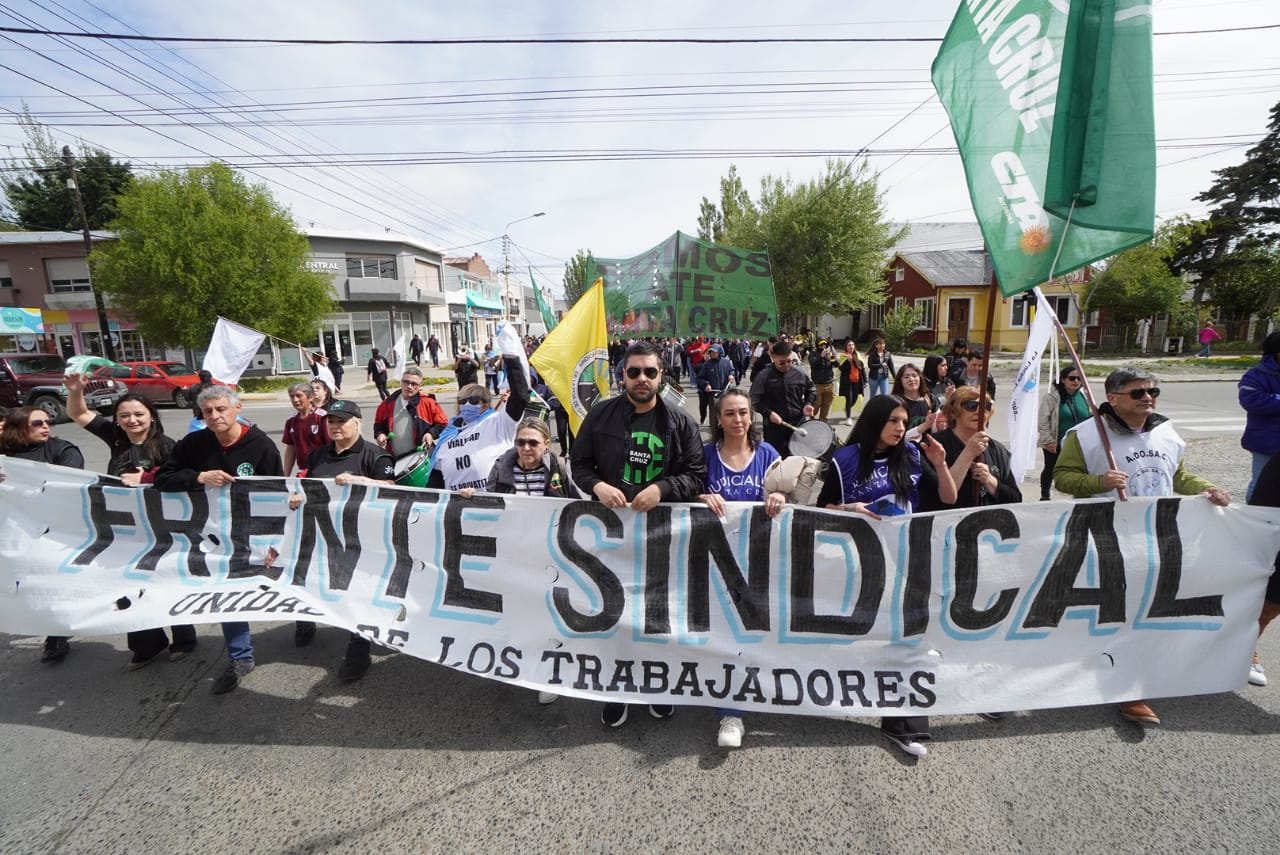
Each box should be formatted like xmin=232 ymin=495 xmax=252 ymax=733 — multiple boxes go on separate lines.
xmin=0 ymin=405 xmax=85 ymax=663
xmin=427 ymin=340 xmax=531 ymax=491
xmin=695 ymin=389 xmax=786 ymax=749
xmin=1037 ymin=365 xmax=1091 ymax=501
xmin=933 ymin=386 xmax=1023 ymax=508
xmin=816 ymin=395 xmax=958 ymax=757
xmin=65 ymin=373 xmax=199 ymax=669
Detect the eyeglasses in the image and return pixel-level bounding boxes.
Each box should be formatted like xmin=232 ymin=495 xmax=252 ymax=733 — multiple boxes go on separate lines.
xmin=28 ymin=419 xmax=51 ymax=427
xmin=1123 ymin=387 xmax=1160 ymax=400
xmin=401 ymin=380 xmax=421 ymax=388
xmin=626 ymin=366 xmax=661 ymax=380
xmin=460 ymin=395 xmax=487 ymax=405
xmin=1064 ymin=375 xmax=1082 ymax=382
xmin=959 ymin=400 xmax=994 ymax=412
xmin=514 ymin=438 xmax=543 ymax=448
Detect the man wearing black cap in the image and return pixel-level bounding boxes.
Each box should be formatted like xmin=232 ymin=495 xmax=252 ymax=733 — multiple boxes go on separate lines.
xmin=750 ymin=340 xmax=816 ymax=458
xmin=809 ymin=339 xmax=839 ymax=422
xmin=289 ymin=399 xmax=396 ymax=682
xmin=693 ymin=343 xmax=736 ymax=424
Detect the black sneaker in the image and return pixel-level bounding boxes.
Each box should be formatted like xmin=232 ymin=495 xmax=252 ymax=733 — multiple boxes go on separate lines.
xmin=648 ymin=704 xmax=675 ymax=720
xmin=294 ymin=621 xmax=317 ymax=647
xmin=601 ymin=702 xmax=629 ymax=727
xmin=168 ymin=639 xmax=198 ymax=662
xmin=212 ymin=658 xmax=255 ymax=694
xmin=41 ymin=636 xmax=70 ymax=663
xmin=977 ymin=711 xmax=1008 ymax=722
xmin=128 ymin=645 xmax=167 ymax=671
xmin=337 ymin=654 xmax=372 ymax=683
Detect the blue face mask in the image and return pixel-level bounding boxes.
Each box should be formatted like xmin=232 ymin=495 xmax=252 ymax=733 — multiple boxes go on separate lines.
xmin=458 ymin=403 xmax=485 ymax=424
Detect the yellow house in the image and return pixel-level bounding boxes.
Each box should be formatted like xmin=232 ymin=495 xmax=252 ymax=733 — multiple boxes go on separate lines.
xmin=883 ymin=249 xmax=1089 ymax=352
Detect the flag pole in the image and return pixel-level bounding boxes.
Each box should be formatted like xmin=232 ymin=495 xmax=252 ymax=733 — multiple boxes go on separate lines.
xmin=1038 ymin=200 xmax=1128 ymax=501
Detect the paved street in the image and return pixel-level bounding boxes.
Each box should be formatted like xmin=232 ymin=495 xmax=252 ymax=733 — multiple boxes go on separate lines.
xmin=1 ymin=369 xmax=1272 ymax=854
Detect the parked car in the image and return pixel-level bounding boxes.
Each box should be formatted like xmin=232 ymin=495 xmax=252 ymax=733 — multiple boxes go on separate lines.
xmin=0 ymin=352 xmax=126 ymax=423
xmin=90 ymin=361 xmax=208 ymax=408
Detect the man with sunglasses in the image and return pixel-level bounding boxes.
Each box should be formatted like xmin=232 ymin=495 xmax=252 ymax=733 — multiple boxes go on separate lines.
xmin=1054 ymin=367 xmax=1229 ymax=726
xmin=373 ymin=366 xmax=448 ymax=462
xmin=749 ymin=340 xmax=816 ymax=458
xmin=569 ymin=341 xmax=706 ymax=728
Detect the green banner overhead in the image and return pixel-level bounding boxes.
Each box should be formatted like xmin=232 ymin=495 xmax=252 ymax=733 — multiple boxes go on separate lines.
xmin=931 ymin=0 xmax=1156 ymax=297
xmin=586 ymin=232 xmax=778 ymax=338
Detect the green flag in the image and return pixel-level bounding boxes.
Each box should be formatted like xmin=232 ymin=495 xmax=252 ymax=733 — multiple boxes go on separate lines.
xmin=931 ymin=0 xmax=1155 ymax=297
xmin=530 ymin=269 xmax=557 ymax=332
xmin=585 ymin=231 xmax=778 ymax=338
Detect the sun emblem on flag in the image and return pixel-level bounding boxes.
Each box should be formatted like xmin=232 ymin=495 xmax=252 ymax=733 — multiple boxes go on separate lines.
xmin=1019 ymin=225 xmax=1051 ymax=254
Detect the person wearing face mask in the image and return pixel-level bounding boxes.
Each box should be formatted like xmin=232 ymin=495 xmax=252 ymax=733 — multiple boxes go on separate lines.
xmin=0 ymin=405 xmax=85 ymax=663
xmin=65 ymin=373 xmax=198 ymax=670
xmin=373 ymin=366 xmax=448 ymax=463
xmin=1054 ymin=367 xmax=1230 ymax=727
xmin=426 ymin=331 xmax=531 ymax=491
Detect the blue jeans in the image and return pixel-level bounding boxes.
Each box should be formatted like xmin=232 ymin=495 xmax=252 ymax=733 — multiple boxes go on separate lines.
xmin=1248 ymin=451 xmax=1272 ymax=502
xmin=223 ymin=622 xmax=253 ymax=661
xmin=1198 ymin=342 xmax=1212 ymax=357
xmin=870 ymin=376 xmax=890 ymax=397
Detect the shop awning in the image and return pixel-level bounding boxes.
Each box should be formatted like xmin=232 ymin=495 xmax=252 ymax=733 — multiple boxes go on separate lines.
xmin=463 ymin=290 xmax=503 ymax=311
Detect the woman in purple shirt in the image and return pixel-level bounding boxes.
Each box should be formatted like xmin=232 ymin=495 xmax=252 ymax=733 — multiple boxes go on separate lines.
xmin=697 ymin=389 xmax=787 ymax=750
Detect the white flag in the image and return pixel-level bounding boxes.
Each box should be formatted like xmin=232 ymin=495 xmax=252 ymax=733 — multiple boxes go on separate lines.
xmin=1007 ymin=289 xmax=1057 ymax=483
xmin=494 ymin=321 xmax=530 ymax=391
xmin=203 ymin=318 xmax=266 ymax=385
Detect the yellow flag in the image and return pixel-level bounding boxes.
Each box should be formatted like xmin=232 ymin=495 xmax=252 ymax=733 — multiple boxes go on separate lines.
xmin=530 ymin=279 xmax=609 ymax=434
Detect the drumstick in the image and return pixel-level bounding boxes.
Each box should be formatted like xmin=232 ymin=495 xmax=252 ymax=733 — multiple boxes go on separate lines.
xmin=778 ymin=419 xmax=809 ymax=438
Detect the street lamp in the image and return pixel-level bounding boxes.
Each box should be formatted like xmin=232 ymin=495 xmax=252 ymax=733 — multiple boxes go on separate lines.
xmin=62 ymin=145 xmax=117 ymax=362
xmin=502 ymin=212 xmax=545 ymax=323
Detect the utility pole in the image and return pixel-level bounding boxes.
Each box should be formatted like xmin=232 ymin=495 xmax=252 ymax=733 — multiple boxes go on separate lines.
xmin=62 ymin=145 xmax=117 ymax=361
xmin=502 ymin=211 xmax=546 ymax=328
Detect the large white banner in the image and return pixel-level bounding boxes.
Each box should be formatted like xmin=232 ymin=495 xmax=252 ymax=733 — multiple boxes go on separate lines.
xmin=3 ymin=457 xmax=1279 ymax=717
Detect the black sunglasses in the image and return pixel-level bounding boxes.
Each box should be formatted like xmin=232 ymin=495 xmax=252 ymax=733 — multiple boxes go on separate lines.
xmin=28 ymin=419 xmax=51 ymax=427
xmin=960 ymin=400 xmax=994 ymax=412
xmin=460 ymin=395 xmax=487 ymax=405
xmin=1064 ymin=375 xmax=1082 ymax=382
xmin=1123 ymin=387 xmax=1160 ymax=400
xmin=514 ymin=438 xmax=543 ymax=448
xmin=626 ymin=366 xmax=661 ymax=379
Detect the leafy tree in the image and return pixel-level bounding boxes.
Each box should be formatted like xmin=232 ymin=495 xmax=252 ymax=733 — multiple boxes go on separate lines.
xmin=880 ymin=304 xmax=924 ymax=352
xmin=699 ymin=159 xmax=903 ymax=329
xmin=0 ymin=107 xmax=133 ymax=230
xmin=90 ymin=163 xmax=336 ymax=350
xmin=562 ymin=248 xmax=596 ymax=307
xmin=1085 ymin=217 xmax=1203 ymax=322
xmin=697 ymin=165 xmax=755 ymax=243
xmin=1208 ymin=243 xmax=1280 ymax=322
xmin=1174 ymin=99 xmax=1280 ymax=302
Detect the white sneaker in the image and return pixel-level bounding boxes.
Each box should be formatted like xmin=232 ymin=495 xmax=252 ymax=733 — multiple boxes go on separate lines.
xmin=537 ymin=690 xmax=559 ymax=705
xmin=843 ymin=417 xmax=854 ymax=426
xmin=717 ymin=715 xmax=745 ymax=748
xmin=1250 ymin=658 xmax=1267 ymax=687
xmin=882 ymin=729 xmax=928 ymax=758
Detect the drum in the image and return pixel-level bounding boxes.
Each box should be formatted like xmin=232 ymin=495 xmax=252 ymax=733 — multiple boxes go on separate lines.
xmin=659 ymin=378 xmax=686 ymax=412
xmin=787 ymin=418 xmax=838 ymax=461
xmin=393 ymin=450 xmax=433 ymax=488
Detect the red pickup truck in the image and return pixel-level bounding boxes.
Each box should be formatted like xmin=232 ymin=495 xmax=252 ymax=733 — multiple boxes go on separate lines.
xmin=0 ymin=352 xmax=127 ymax=422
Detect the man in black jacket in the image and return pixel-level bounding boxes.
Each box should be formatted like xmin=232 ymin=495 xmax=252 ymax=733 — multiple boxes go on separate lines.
xmin=154 ymin=385 xmax=285 ymax=695
xmin=750 ymin=340 xmax=816 ymax=458
xmin=569 ymin=340 xmax=706 ymax=728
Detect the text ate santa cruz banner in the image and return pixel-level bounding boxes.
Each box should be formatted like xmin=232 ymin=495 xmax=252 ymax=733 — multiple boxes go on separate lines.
xmin=3 ymin=457 xmax=1279 ymax=717
xmin=586 ymin=232 xmax=779 ymax=338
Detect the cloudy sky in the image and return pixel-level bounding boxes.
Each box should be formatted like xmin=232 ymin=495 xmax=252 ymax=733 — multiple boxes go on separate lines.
xmin=0 ymin=0 xmax=1275 ymax=295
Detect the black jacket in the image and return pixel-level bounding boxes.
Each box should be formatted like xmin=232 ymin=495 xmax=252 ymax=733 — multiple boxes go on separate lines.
xmin=750 ymin=365 xmax=817 ymax=425
xmin=155 ymin=424 xmax=284 ymax=490
xmin=1 ymin=437 xmax=84 ymax=469
xmin=867 ymin=349 xmax=895 ymax=382
xmin=809 ymin=349 xmax=838 ymax=384
xmin=486 ymin=448 xmax=580 ymax=498
xmin=306 ymin=437 xmax=395 ymax=480
xmin=569 ymin=393 xmax=706 ymax=502
xmin=933 ymin=429 xmax=1022 ymax=507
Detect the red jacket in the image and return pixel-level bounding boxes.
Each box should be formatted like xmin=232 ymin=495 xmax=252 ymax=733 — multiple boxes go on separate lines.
xmin=374 ymin=391 xmax=448 ymax=446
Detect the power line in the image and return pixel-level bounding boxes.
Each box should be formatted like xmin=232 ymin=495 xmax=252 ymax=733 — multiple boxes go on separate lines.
xmin=1 ymin=23 xmax=1277 ymax=44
